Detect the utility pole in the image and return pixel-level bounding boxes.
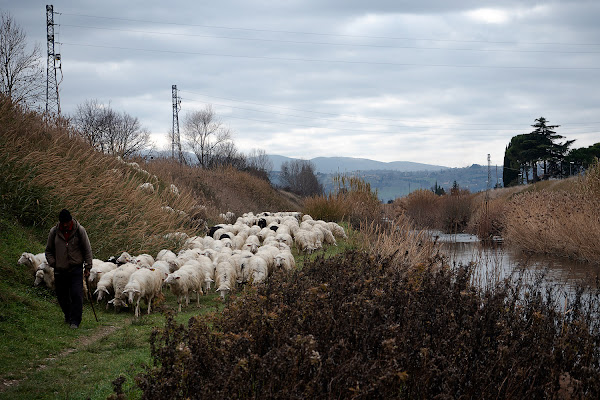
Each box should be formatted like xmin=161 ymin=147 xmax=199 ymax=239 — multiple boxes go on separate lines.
xmin=46 ymin=5 xmax=61 ymax=115
xmin=172 ymin=85 xmax=182 ymax=162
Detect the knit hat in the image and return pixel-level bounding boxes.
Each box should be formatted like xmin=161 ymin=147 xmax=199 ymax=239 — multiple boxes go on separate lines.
xmin=58 ymin=209 xmax=72 ymax=223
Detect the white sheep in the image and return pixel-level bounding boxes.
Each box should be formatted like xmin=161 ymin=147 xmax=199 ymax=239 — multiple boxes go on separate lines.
xmin=164 ymin=268 xmax=196 ymax=312
xmin=156 ymin=249 xmax=180 ymax=272
xmin=109 ymin=263 xmax=139 ymax=310
xmin=88 ymin=260 xmax=118 ymax=293
xmin=18 ymin=252 xmax=47 ymax=277
xmin=169 ymin=183 xmax=180 ymax=196
xmin=238 ymin=255 xmax=268 ymax=285
xmin=116 ymin=251 xmax=135 ymax=264
xmin=255 ymin=244 xmax=280 ymax=272
xmin=274 ymin=252 xmax=296 ymax=272
xmin=122 ymin=267 xmax=164 ymax=317
xmin=134 ymin=253 xmax=155 ymax=268
xmin=94 ymin=268 xmax=117 ymax=306
xmin=313 ymin=224 xmax=337 ymax=246
xmin=33 ymin=262 xmax=55 ymax=290
xmin=215 ymin=261 xmax=237 ymax=298
xmin=294 ymin=229 xmax=322 ymax=253
xmin=137 ymin=182 xmax=155 ymax=193
xmin=327 ymin=221 xmax=348 ymax=239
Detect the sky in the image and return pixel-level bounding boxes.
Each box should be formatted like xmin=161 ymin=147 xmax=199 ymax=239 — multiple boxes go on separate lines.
xmin=4 ymin=0 xmax=600 ymax=168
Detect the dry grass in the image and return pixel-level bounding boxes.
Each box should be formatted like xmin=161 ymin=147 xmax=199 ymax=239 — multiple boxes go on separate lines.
xmin=303 ymin=174 xmax=382 ymax=226
xmin=1 ymin=96 xmax=300 ymax=258
xmin=357 ymin=215 xmax=443 ymax=272
xmin=503 ymin=163 xmax=600 ymax=264
xmin=143 ymin=159 xmax=299 ymax=221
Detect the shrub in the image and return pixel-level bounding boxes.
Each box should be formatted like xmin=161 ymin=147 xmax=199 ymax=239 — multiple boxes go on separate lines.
xmin=303 ymin=174 xmax=381 ymax=226
xmin=134 ymin=247 xmax=600 ymax=399
xmin=396 ymin=189 xmax=439 ymax=229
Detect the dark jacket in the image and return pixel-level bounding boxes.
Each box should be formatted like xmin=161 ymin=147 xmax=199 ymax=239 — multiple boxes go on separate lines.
xmin=45 ymin=219 xmax=93 ymax=272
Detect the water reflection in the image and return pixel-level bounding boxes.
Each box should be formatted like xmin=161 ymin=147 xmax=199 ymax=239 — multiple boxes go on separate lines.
xmin=426 ymin=230 xmax=599 ymax=293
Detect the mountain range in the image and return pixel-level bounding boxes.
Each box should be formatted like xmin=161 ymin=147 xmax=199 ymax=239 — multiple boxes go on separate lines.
xmin=267 ymin=155 xmax=448 ymax=174
xmin=267 ymin=155 xmax=496 ymax=202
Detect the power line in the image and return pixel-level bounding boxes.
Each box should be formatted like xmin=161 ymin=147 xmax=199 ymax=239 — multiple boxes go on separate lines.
xmin=60 ymin=12 xmax=600 ymax=47
xmin=59 ymin=24 xmax=600 ymax=55
xmin=179 ymin=90 xmax=600 ymax=129
xmin=60 ymin=42 xmax=600 ymax=70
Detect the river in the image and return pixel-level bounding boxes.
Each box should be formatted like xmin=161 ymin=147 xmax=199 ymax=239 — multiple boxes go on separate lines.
xmin=427 ymin=231 xmax=599 ymax=294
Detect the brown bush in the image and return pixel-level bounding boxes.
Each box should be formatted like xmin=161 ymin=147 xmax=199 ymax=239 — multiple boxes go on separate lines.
xmin=134 ymin=238 xmax=600 ymax=399
xmin=303 ymin=174 xmax=382 ymax=226
xmin=395 ymin=189 xmax=439 ymax=229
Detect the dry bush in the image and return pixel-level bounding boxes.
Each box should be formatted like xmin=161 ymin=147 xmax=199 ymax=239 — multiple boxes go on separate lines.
xmin=395 ymin=189 xmax=439 ymax=229
xmin=504 ymin=168 xmax=600 ymax=264
xmin=303 ymin=174 xmax=382 ymax=226
xmin=437 ymin=189 xmax=475 ymax=233
xmin=358 ymin=215 xmax=443 ymax=271
xmin=467 ymin=197 xmax=508 ymax=239
xmin=135 ymin=243 xmax=600 ymax=399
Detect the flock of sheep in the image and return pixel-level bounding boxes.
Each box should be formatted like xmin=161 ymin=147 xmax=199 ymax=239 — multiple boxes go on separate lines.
xmin=19 ymin=212 xmax=347 ymax=317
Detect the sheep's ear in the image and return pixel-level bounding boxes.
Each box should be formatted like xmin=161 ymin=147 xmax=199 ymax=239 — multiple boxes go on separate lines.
xmin=94 ymin=288 xmax=99 ymax=294
xmin=108 ymin=299 xmax=115 ymax=304
xmin=134 ymin=289 xmax=141 ymax=293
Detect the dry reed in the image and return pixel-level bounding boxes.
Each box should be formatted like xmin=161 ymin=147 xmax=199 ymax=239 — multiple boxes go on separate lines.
xmin=303 ymin=174 xmax=382 ymax=225
xmin=503 ymin=162 xmax=600 ymax=264
xmin=0 ymin=97 xmax=201 ymax=257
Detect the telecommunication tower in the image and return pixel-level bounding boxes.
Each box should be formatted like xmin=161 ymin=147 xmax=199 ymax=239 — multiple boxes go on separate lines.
xmin=46 ymin=5 xmax=61 ymax=115
xmin=172 ymin=85 xmax=182 ymax=162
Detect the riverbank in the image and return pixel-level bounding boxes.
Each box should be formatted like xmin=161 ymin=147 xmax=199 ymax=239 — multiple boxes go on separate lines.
xmin=392 ymin=163 xmax=600 ymax=265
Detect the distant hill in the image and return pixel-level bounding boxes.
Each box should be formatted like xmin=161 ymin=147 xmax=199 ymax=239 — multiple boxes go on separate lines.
xmin=317 ymin=164 xmax=498 ymax=203
xmin=268 ymin=155 xmax=448 ymax=173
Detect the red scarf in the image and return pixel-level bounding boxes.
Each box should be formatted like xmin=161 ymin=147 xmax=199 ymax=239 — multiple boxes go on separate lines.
xmin=59 ymin=221 xmax=74 ymax=241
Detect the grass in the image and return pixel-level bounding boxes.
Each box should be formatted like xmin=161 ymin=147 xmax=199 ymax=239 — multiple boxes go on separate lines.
xmin=0 ymin=296 xmax=222 ymax=400
xmin=0 ymin=208 xmax=356 ymax=399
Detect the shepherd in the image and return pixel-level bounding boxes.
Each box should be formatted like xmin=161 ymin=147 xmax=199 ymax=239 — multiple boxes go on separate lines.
xmin=45 ymin=209 xmax=93 ymax=329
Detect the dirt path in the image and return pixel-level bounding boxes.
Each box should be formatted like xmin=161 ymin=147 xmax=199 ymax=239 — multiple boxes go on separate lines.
xmin=0 ymin=320 xmax=132 ymax=393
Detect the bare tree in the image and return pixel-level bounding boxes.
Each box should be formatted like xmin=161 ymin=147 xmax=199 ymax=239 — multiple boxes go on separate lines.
xmin=280 ymin=159 xmax=323 ymax=196
xmin=247 ymin=148 xmax=273 ymax=173
xmin=71 ymin=99 xmax=150 ymax=158
xmin=0 ymin=12 xmax=44 ymax=108
xmin=183 ymin=105 xmax=233 ymax=168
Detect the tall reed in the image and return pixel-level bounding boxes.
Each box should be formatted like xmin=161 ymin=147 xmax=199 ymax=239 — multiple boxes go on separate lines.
xmin=0 ymin=97 xmax=201 ymax=257
xmin=303 ymin=173 xmax=381 ymax=226
xmin=503 ymin=162 xmax=600 ymax=264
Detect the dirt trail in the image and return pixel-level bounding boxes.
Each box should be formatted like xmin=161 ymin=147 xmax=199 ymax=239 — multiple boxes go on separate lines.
xmin=0 ymin=320 xmax=131 ymax=393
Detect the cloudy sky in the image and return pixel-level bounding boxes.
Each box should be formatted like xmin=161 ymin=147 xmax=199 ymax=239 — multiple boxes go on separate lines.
xmin=5 ymin=0 xmax=600 ymax=167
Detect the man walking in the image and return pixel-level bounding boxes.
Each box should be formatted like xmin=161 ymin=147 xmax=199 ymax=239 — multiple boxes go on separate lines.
xmin=45 ymin=209 xmax=93 ymax=329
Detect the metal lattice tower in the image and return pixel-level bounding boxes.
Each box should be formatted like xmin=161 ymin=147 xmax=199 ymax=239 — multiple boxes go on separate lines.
xmin=486 ymin=154 xmax=491 ymax=199
xmin=46 ymin=5 xmax=61 ymax=115
xmin=172 ymin=85 xmax=182 ymax=162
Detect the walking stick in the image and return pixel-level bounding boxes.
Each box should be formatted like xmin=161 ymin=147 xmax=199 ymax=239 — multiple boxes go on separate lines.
xmin=84 ymin=277 xmax=99 ymax=322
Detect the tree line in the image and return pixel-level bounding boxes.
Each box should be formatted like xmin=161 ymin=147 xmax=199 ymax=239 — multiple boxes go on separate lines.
xmin=503 ymin=117 xmax=600 ymax=186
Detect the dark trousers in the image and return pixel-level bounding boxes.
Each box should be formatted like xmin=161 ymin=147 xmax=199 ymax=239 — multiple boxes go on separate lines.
xmin=54 ymin=267 xmax=84 ymax=326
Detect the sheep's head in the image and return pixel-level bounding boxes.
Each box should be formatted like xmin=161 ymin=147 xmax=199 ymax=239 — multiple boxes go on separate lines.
xmin=18 ymin=252 xmax=32 ymax=265
xmin=95 ymin=287 xmax=110 ymax=301
xmin=117 ymin=252 xmax=133 ymax=264
xmin=34 ymin=270 xmax=44 ymax=286
xmin=123 ymin=288 xmax=140 ymax=304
